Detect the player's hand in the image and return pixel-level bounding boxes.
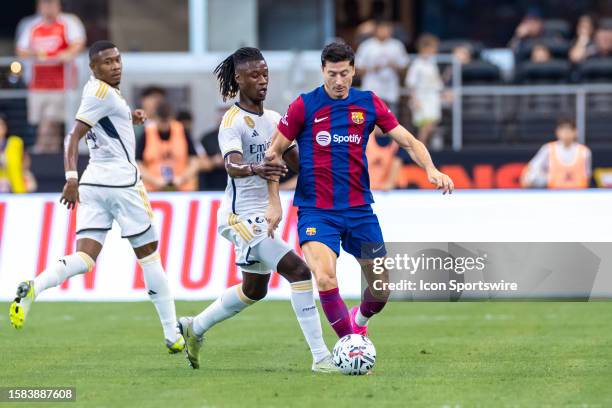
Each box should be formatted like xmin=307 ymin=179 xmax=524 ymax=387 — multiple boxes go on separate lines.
xmin=426 ymin=167 xmax=454 ymax=194
xmin=265 ymin=203 xmax=282 ymax=238
xmin=60 ymin=179 xmax=79 ymax=210
xmin=253 ymin=156 xmax=287 ymax=181
xmin=132 ymin=109 xmax=146 ymax=125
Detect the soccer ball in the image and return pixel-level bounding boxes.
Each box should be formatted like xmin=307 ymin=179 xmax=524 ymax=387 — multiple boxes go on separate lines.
xmin=332 ymin=334 xmax=376 ymax=375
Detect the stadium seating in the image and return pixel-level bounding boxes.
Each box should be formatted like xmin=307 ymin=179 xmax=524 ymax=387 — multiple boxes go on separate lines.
xmin=516 ymin=37 xmax=570 ymax=62
xmin=542 ymin=19 xmax=571 ymax=39
xmin=579 ymin=58 xmax=612 ymax=82
xmin=516 ymin=60 xmax=571 ymax=84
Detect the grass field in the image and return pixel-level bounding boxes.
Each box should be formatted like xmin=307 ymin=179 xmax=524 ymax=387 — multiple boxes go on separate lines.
xmin=1 ymin=301 xmax=611 ymax=408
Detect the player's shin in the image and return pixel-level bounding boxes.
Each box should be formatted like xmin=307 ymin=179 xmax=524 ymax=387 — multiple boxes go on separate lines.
xmin=192 ymin=284 xmax=256 ymax=336
xmin=290 ymin=280 xmax=331 ymax=363
xmin=34 ymin=252 xmax=94 ymax=295
xmin=319 ymin=287 xmax=353 ymax=338
xmin=138 ymin=251 xmax=179 ymax=342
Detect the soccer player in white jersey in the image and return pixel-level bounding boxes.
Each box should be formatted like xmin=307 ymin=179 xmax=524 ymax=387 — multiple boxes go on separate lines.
xmin=9 ymin=41 xmax=185 ymax=354
xmin=178 ymin=47 xmax=337 ymax=373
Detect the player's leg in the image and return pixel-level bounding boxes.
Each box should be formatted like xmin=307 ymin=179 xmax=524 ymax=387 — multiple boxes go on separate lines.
xmin=131 ymin=235 xmax=183 ymax=353
xmin=10 ymin=184 xmax=108 ymax=329
xmin=298 ymin=208 xmax=353 ymax=338
xmin=301 ymin=241 xmax=353 ymax=338
xmin=9 ymin=237 xmax=100 ymax=329
xmin=114 ymin=182 xmax=183 ymax=352
xmin=341 ymin=205 xmax=390 ymax=334
xmin=248 ymin=236 xmax=334 ymax=370
xmin=181 ymin=270 xmax=268 ymax=369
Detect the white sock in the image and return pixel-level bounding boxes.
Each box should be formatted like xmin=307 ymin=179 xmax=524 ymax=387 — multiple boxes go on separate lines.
xmin=193 ymin=284 xmax=255 ymax=336
xmin=33 ymin=252 xmax=94 ymax=296
xmin=290 ymin=280 xmax=330 ymax=363
xmin=139 ymin=252 xmax=178 ymax=342
xmin=355 ymin=308 xmax=369 ymax=327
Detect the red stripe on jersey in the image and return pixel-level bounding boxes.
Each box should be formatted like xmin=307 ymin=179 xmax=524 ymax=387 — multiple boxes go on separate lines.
xmin=348 ymin=105 xmax=367 ymax=206
xmin=312 ymin=106 xmax=334 ymax=208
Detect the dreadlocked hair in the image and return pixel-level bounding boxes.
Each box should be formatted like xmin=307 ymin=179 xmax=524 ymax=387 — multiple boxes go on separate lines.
xmin=214 ymin=47 xmax=265 ymax=102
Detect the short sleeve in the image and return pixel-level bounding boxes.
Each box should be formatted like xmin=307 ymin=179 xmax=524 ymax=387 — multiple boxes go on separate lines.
xmin=75 ymin=93 xmax=113 ymax=127
xmin=372 ymin=92 xmax=399 ymax=133
xmin=63 ymin=14 xmax=86 ymax=44
xmin=218 ymin=126 xmax=243 ymax=158
xmin=277 ymin=96 xmax=305 ymax=141
xmin=15 ymin=17 xmax=34 ymax=51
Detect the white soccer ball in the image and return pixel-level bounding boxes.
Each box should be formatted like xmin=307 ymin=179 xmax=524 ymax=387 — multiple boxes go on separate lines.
xmin=332 ymin=334 xmax=376 ymax=375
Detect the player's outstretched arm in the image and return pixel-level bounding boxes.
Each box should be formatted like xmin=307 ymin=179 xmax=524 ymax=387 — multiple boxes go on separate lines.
xmin=224 ymin=152 xmax=287 ymax=180
xmin=61 ymin=121 xmax=90 ymax=209
xmin=387 ymin=124 xmax=454 ymax=194
xmin=264 ymin=130 xmax=293 ymax=236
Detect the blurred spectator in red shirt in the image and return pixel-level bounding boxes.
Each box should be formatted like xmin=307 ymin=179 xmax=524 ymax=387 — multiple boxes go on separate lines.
xmin=16 ymin=0 xmax=86 ymax=153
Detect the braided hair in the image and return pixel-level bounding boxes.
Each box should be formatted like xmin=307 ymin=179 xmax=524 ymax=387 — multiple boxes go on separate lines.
xmin=214 ymin=47 xmax=265 ymax=102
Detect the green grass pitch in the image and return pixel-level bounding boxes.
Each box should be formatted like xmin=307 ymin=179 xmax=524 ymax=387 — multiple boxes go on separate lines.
xmin=1 ymin=301 xmax=611 ymax=407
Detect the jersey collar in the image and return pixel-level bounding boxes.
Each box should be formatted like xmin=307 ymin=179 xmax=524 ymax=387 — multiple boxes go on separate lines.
xmin=234 ymin=102 xmax=264 ymax=117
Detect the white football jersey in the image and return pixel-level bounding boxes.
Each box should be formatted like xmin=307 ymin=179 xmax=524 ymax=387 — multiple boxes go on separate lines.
xmin=218 ymin=104 xmax=282 ymax=215
xmin=75 ymin=76 xmax=139 ymax=187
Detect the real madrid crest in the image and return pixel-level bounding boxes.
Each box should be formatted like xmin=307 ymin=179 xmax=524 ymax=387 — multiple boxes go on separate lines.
xmin=244 ymin=116 xmax=255 ymax=128
xmin=351 ymin=111 xmax=365 ymax=125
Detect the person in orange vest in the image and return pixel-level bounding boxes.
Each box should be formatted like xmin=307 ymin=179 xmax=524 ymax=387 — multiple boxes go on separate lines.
xmin=521 ymin=118 xmax=592 ymax=189
xmin=366 ymin=127 xmax=402 ymax=191
xmin=136 ymin=102 xmax=200 ymax=191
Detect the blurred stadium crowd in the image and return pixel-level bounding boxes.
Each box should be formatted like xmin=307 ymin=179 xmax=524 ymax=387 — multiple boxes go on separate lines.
xmin=0 ymin=0 xmax=610 ymax=193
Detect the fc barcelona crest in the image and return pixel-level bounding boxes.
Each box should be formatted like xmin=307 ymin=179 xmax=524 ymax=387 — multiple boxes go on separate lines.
xmin=351 ymin=111 xmax=365 ymax=124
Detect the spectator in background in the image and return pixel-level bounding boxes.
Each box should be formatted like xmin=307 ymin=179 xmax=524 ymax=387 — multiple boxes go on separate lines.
xmin=406 ymin=34 xmax=443 ymax=147
xmin=137 ymin=102 xmax=200 ymax=192
xmin=198 ymin=104 xmax=227 ymax=191
xmin=569 ymin=15 xmax=596 ymax=64
xmin=585 ymin=28 xmax=612 ymax=60
xmin=135 ymin=86 xmax=166 ymax=140
xmin=530 ymin=43 xmax=553 ymax=63
xmin=521 ymin=118 xmax=591 ymax=189
xmin=176 ymin=110 xmax=193 ymax=134
xmin=443 ymin=44 xmax=473 ymax=85
xmin=356 ymin=21 xmax=409 ymax=115
xmin=0 ymin=114 xmax=36 ymax=193
xmin=509 ymin=11 xmax=545 ymax=59
xmin=16 ymin=0 xmax=86 ymax=153
xmin=366 ymin=128 xmax=402 ymax=191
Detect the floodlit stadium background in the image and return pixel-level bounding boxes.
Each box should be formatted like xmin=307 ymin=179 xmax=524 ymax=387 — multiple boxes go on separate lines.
xmin=0 ymin=0 xmax=611 ymax=301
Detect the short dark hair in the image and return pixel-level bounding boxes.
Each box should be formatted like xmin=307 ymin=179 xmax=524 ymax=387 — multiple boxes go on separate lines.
xmin=140 ymin=86 xmax=166 ymax=99
xmin=321 ymin=41 xmax=355 ymax=67
xmin=557 ymin=117 xmax=576 ymax=129
xmin=156 ymin=101 xmax=174 ymax=121
xmin=89 ymin=40 xmax=117 ymax=60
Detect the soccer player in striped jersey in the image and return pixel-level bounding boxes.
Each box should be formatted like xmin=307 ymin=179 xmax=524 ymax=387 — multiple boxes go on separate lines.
xmin=266 ymin=42 xmax=453 ymax=338
xmin=9 ymin=41 xmax=185 ymax=355
xmin=178 ymin=47 xmax=337 ymax=372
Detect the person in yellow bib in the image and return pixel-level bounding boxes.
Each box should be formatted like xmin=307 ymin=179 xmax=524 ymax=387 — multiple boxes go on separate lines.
xmin=0 ymin=114 xmax=36 ymax=193
xmin=137 ymin=102 xmax=200 ymax=192
xmin=521 ymin=118 xmax=592 ymax=189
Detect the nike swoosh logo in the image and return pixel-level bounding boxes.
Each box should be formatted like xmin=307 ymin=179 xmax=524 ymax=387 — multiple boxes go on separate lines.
xmin=314 ymin=117 xmax=328 ymax=123
xmin=373 ymin=244 xmax=385 ymax=253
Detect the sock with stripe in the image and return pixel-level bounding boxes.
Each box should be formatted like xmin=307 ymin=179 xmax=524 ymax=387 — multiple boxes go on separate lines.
xmin=290 ymin=280 xmax=330 ymax=362
xmin=193 ymin=284 xmax=256 ymax=336
xmin=139 ymin=252 xmax=178 ymax=343
xmin=33 ymin=252 xmax=94 ymax=296
xmin=318 ymin=287 xmax=353 ymax=338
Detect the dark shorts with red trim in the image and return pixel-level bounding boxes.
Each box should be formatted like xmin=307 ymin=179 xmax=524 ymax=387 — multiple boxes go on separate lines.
xmin=297 ymin=204 xmax=386 ymax=259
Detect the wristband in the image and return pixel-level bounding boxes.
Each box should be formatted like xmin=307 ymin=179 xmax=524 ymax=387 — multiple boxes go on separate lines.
xmin=65 ymin=171 xmax=78 ymax=181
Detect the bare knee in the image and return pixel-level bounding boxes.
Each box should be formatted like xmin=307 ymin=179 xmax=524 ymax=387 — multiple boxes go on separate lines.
xmin=314 ymin=269 xmax=337 ymax=291
xmin=241 ymin=282 xmax=267 ymax=301
xmin=134 ymin=241 xmax=158 ymax=259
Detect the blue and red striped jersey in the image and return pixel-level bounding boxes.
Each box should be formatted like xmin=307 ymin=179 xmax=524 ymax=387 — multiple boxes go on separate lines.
xmin=278 ymin=86 xmax=399 ymax=209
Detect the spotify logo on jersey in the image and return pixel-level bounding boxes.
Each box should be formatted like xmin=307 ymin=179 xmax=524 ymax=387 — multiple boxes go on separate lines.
xmin=315 ymin=131 xmax=331 ymax=146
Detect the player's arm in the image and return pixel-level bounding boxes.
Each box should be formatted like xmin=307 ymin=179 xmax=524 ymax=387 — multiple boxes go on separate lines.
xmin=386 ymin=124 xmax=453 ymax=194
xmin=281 ymin=143 xmax=299 ymax=173
xmin=60 ymin=120 xmax=91 ymax=210
xmin=225 ymin=152 xmax=287 ymax=179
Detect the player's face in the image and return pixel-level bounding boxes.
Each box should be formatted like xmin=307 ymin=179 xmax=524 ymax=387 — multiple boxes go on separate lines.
xmin=236 ymin=60 xmax=268 ymax=103
xmin=322 ymin=61 xmax=354 ymax=99
xmin=91 ymin=48 xmax=122 ymax=87
xmin=556 ymin=125 xmax=577 ymax=145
